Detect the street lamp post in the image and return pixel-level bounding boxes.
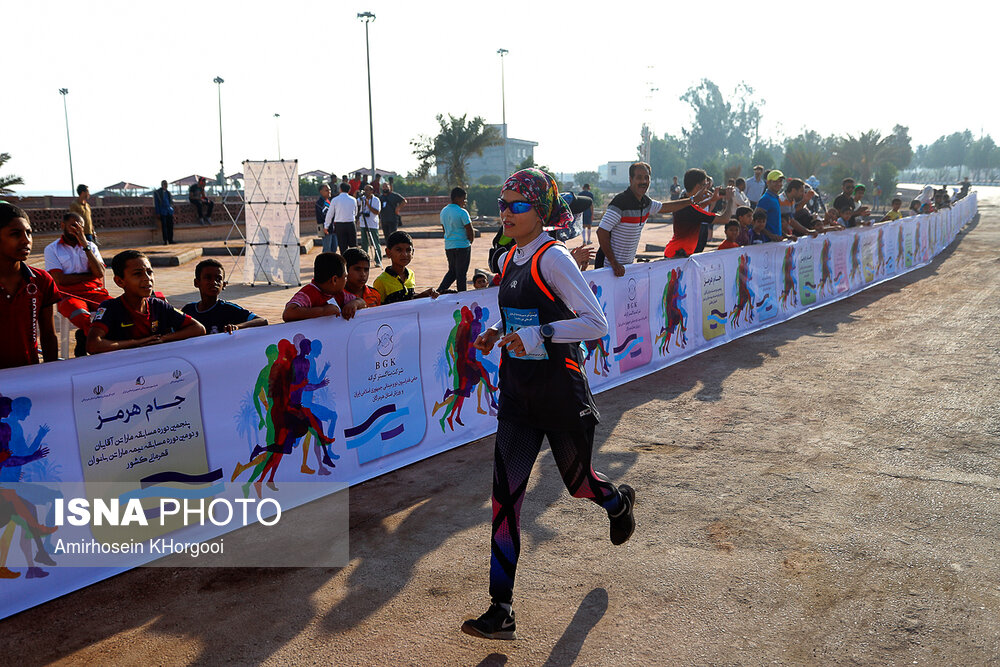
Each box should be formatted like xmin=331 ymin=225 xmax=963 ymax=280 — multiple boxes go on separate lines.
xmin=58 ymin=88 xmax=75 ymax=195
xmin=358 ymin=12 xmax=376 ymax=186
xmin=274 ymin=113 xmax=282 ymax=160
xmin=497 ymin=48 xmax=509 ymax=176
xmin=213 ymin=76 xmax=225 ymax=188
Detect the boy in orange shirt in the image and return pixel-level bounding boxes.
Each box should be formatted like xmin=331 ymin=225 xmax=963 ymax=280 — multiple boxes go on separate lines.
xmin=343 ymin=248 xmax=381 ymax=307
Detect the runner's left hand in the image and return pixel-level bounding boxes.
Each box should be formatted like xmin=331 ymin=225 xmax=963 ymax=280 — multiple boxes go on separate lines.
xmin=498 ymin=332 xmax=526 ymax=357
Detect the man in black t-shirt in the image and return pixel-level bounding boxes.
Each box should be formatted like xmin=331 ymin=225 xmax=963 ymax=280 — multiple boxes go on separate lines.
xmin=378 ymin=183 xmax=406 ymax=239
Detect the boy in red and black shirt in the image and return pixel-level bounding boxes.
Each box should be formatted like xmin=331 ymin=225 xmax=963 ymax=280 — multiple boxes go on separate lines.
xmin=87 ymin=250 xmax=205 ymax=354
xmin=283 ymin=252 xmax=366 ymax=322
xmin=0 ymin=203 xmax=60 ymax=369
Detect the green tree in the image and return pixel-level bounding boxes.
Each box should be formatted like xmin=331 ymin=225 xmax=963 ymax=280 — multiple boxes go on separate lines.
xmin=751 ymin=145 xmax=779 ymax=172
xmin=874 ymin=163 xmax=898 ymax=202
xmin=921 ymin=130 xmax=974 ymax=169
xmin=574 ymin=171 xmax=600 ymax=187
xmin=831 ymin=129 xmax=910 ymax=186
xmin=0 ymin=153 xmax=24 ymax=195
xmin=783 ymin=131 xmax=827 ymax=179
xmin=646 ymin=133 xmax=687 ymax=182
xmin=680 ymin=79 xmax=764 ymax=167
xmin=298 ymin=177 xmax=321 ymax=197
xmin=411 ymin=114 xmax=502 ymax=187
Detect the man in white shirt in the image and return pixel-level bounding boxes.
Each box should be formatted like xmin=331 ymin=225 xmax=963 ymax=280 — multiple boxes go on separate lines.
xmin=44 ymin=212 xmax=110 ymax=355
xmin=733 ymin=177 xmax=752 ymax=208
xmin=596 ymin=162 xmax=703 ymax=277
xmin=357 ymin=184 xmax=382 ymax=265
xmin=325 ymin=182 xmax=360 ymax=253
xmin=745 ymin=165 xmax=766 ymax=206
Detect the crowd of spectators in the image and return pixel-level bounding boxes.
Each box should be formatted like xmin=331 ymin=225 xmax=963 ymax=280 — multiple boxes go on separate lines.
xmin=0 ymin=162 xmax=964 ymax=371
xmin=593 ymin=161 xmax=955 ymax=278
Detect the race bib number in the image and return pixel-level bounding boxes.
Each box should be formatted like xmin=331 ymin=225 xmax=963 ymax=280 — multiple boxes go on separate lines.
xmin=502 ymin=307 xmax=548 ymax=360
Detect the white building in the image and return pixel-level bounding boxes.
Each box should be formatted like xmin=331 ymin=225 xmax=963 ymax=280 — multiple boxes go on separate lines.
xmin=598 ymin=161 xmax=635 ymax=187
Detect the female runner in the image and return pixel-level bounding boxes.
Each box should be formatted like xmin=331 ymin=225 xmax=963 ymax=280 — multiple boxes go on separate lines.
xmin=461 ymin=169 xmax=635 ymax=640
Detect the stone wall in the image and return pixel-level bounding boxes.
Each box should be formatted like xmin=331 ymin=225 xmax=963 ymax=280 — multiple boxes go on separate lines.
xmin=17 ymin=194 xmax=452 ymax=235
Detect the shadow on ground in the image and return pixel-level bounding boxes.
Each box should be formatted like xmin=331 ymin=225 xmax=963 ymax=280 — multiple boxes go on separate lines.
xmin=1 ymin=216 xmax=978 ymax=666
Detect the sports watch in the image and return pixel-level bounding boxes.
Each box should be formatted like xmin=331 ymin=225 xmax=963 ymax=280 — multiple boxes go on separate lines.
xmin=539 ymin=323 xmax=555 ymax=342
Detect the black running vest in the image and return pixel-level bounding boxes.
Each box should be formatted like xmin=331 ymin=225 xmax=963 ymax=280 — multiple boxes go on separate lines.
xmin=497 ymin=240 xmax=599 ymax=431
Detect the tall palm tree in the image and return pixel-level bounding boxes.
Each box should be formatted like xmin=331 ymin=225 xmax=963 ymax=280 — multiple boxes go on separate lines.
xmin=411 ymin=114 xmax=502 ymax=187
xmin=0 ymin=152 xmax=24 ymax=195
xmin=783 ymin=144 xmax=825 ymax=179
xmin=832 ymin=130 xmax=907 ymax=185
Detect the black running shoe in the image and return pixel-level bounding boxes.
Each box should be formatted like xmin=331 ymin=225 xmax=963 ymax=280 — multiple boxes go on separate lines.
xmin=609 ymin=484 xmax=635 ymax=545
xmin=461 ymin=603 xmax=517 ymax=640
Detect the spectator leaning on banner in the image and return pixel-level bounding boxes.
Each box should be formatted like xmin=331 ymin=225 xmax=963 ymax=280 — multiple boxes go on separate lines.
xmin=780 ymin=179 xmax=820 ymax=237
xmin=757 ymin=170 xmax=788 ymax=240
xmin=662 ymin=168 xmax=734 ymax=259
xmin=744 ymin=165 xmax=766 ymax=207
xmin=596 ymin=162 xmax=696 ymax=277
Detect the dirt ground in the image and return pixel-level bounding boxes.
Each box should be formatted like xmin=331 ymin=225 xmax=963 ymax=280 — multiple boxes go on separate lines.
xmin=5 ymin=194 xmax=999 ymax=666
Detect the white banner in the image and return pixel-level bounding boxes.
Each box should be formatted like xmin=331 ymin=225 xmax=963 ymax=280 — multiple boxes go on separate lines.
xmin=243 ymin=160 xmax=300 ymax=285
xmin=0 ymin=195 xmax=976 ymax=618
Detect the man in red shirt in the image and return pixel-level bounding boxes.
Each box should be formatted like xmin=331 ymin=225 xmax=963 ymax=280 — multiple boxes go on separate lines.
xmin=663 ymin=168 xmax=735 ymax=258
xmin=44 ymin=212 xmax=110 ymax=356
xmin=0 ymin=203 xmax=60 ymax=369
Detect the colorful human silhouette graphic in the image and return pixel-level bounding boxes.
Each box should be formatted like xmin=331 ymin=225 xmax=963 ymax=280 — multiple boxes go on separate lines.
xmin=233 ymin=337 xmax=338 ymax=495
xmin=654 ymin=269 xmax=688 ymax=354
xmin=730 ymin=254 xmax=758 ymax=327
xmin=780 ymin=246 xmax=798 ymax=309
xmin=433 ymin=304 xmax=497 ymax=431
xmin=584 ymin=282 xmax=612 ymax=373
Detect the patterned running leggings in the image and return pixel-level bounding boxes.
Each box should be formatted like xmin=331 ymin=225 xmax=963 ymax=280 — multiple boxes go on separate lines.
xmin=489 ymin=418 xmax=623 ymax=605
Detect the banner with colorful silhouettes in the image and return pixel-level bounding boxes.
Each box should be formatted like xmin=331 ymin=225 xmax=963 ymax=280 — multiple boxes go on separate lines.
xmin=0 ymin=195 xmax=976 ymax=619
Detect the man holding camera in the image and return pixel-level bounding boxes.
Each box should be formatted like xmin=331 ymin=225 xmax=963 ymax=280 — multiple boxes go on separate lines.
xmin=358 ymin=184 xmax=382 ymax=265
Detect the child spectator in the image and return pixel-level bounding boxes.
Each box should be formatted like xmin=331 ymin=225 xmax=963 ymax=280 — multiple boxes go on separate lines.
xmin=88 ymin=250 xmax=205 ymax=354
xmin=717 ymin=221 xmax=741 ymax=250
xmin=747 ymin=209 xmax=776 ymax=244
xmin=834 ymin=202 xmax=853 ymax=228
xmin=0 ymin=203 xmax=59 ymax=369
xmin=373 ymin=231 xmax=438 ymax=305
xmin=881 ymin=198 xmax=904 ymax=222
xmin=182 ymin=259 xmax=268 ymax=334
xmin=733 ymin=206 xmax=753 ymax=246
xmin=820 ymin=208 xmax=845 ymax=232
xmin=910 ymin=199 xmax=922 ymax=216
xmin=472 ymin=269 xmax=492 ymax=289
xmin=283 ymin=252 xmax=365 ymax=322
xmin=343 ymin=247 xmax=381 ymax=307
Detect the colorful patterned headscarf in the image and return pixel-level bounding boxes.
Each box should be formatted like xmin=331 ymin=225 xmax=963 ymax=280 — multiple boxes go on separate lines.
xmin=501 ymin=168 xmax=574 ymax=231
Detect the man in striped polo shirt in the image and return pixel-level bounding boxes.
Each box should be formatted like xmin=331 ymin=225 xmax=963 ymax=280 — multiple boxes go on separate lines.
xmin=596 ymin=162 xmax=701 ymax=277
